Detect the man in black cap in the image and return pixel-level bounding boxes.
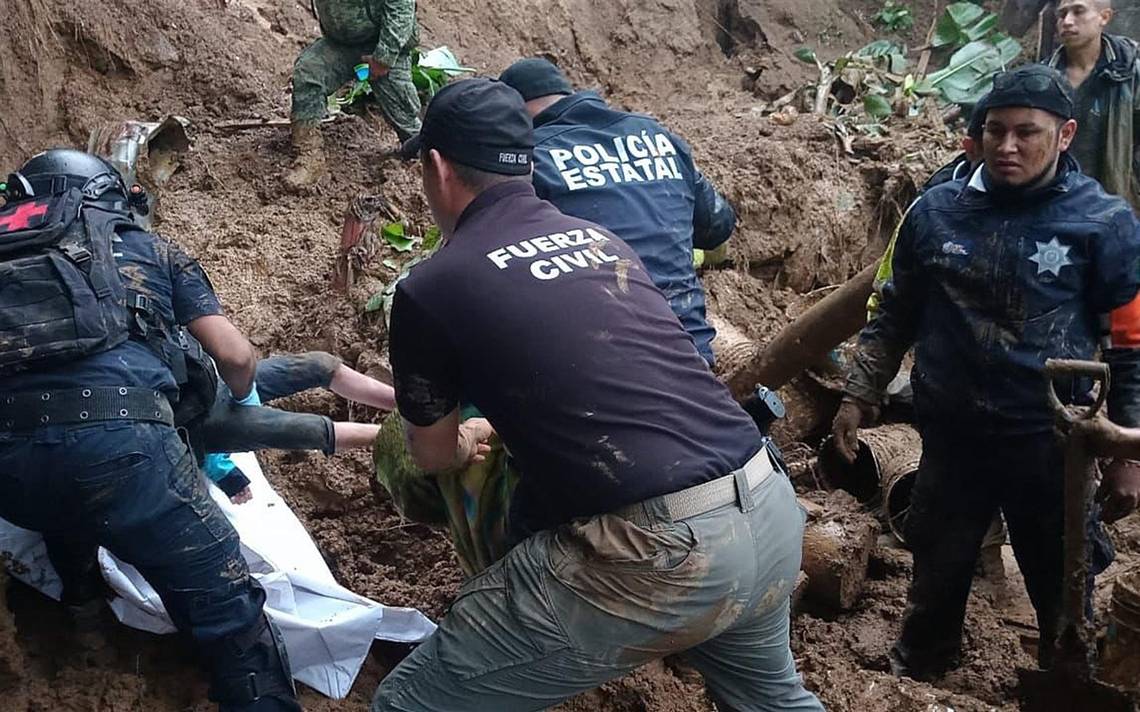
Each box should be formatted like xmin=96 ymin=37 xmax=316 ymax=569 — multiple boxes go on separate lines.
xmin=377 ymin=78 xmax=822 ymax=711
xmin=832 ymin=63 xmax=1140 ymax=679
xmin=498 ymin=58 xmax=735 ymax=367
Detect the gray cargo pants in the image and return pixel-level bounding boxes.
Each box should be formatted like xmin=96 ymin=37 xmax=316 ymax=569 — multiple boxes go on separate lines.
xmin=371 ymin=449 xmax=823 ymax=711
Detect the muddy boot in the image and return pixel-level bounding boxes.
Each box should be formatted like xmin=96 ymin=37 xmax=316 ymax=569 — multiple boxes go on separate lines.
xmin=66 ymin=599 xmax=115 ymax=668
xmin=283 ymin=122 xmax=327 ymax=190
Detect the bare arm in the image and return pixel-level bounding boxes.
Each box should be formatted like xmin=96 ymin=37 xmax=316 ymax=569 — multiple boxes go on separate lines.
xmin=403 ymin=409 xmax=493 ymax=472
xmin=187 ymin=315 xmax=258 ymax=400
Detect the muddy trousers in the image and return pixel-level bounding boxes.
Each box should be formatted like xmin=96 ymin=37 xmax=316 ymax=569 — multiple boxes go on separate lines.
xmin=371 ymin=461 xmax=823 ymax=712
xmin=891 ymin=427 xmax=1114 ymax=678
xmin=191 ymin=352 xmax=341 ymax=458
xmin=0 ymin=421 xmax=300 ymax=711
xmin=291 ymin=37 xmax=422 ymax=140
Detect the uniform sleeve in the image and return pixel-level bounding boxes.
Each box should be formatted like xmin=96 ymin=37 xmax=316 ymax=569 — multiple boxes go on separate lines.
xmin=1094 ymin=207 xmax=1140 ymax=426
xmin=389 ymin=281 xmax=461 ymax=427
xmin=673 ymin=134 xmax=735 ymax=250
xmin=372 ymin=0 xmax=416 ymax=67
xmin=845 ymin=204 xmax=925 ymax=404
xmin=168 ymin=241 xmax=223 ymax=325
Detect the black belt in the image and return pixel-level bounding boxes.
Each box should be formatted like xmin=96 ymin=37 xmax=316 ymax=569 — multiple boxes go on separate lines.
xmin=0 ymin=387 xmax=174 ymax=430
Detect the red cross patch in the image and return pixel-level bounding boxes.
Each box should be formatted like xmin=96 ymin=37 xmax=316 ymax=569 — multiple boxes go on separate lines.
xmin=0 ymin=200 xmax=49 ymax=232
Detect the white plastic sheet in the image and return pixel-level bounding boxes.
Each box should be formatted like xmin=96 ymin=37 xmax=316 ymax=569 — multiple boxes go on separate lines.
xmin=0 ymin=451 xmax=436 ymax=699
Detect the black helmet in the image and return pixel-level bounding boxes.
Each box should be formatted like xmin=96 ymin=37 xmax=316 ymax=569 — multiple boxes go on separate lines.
xmin=5 ymin=148 xmax=131 ymax=212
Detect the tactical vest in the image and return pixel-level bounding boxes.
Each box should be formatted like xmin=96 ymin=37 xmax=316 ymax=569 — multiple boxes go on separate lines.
xmin=0 ymin=189 xmax=217 ymax=426
xmin=0 ymin=189 xmax=133 ymax=374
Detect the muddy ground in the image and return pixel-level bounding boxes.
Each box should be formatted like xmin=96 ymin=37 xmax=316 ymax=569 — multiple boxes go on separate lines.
xmin=1 ymin=0 xmax=1138 ymax=709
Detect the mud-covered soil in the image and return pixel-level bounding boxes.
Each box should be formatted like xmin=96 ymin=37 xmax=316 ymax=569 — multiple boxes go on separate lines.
xmin=2 ymin=0 xmax=1138 ymax=709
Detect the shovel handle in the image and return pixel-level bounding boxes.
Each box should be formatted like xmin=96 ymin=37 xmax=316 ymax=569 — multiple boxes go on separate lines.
xmin=1044 ymin=358 xmax=1110 ymax=423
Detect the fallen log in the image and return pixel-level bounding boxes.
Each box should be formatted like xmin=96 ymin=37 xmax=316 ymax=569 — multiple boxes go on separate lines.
xmin=724 ymin=261 xmax=878 ymax=399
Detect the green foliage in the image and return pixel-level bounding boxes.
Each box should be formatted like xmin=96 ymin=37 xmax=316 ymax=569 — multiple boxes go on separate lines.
xmin=926 ymin=34 xmax=1022 ymax=104
xmin=381 ymin=222 xmax=417 ymax=252
xmin=862 ymin=94 xmax=894 ymax=119
xmin=326 ymin=79 xmax=372 ymax=115
xmin=364 ymin=224 xmax=444 ymax=316
xmin=412 ymin=46 xmax=475 ymax=99
xmin=872 ymin=1 xmax=914 ymax=33
xmin=934 ymin=2 xmax=999 ymax=48
xmin=794 ymin=47 xmax=819 ymax=65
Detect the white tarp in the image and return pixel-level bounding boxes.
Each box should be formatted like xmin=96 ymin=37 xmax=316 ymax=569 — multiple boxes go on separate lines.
xmin=0 ymin=451 xmax=436 ymax=699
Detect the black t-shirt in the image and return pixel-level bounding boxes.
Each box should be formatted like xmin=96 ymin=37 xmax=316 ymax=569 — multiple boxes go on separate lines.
xmin=389 ymin=181 xmax=761 ymax=535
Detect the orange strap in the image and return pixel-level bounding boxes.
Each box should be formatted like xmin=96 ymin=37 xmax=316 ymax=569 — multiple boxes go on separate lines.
xmin=1111 ymin=293 xmax=1140 ymax=348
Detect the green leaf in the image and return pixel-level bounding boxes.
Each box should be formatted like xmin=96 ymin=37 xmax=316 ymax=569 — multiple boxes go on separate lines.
xmin=857 ymin=40 xmax=899 ymax=57
xmin=692 ymin=249 xmax=705 ymax=269
xmin=927 ymin=35 xmax=1021 ymax=104
xmin=422 ymin=225 xmax=442 ymax=252
xmin=964 ymin=13 xmax=997 ymax=41
xmin=863 ymin=94 xmax=893 ymax=119
xmin=934 ymin=1 xmax=988 ymax=47
xmin=794 ymin=47 xmax=818 ymax=64
xmin=364 ymin=289 xmax=386 ymax=312
xmin=947 ymin=2 xmax=986 ymax=27
xmin=382 ymin=222 xmax=417 ymax=252
xmin=416 ymin=46 xmax=475 ymax=75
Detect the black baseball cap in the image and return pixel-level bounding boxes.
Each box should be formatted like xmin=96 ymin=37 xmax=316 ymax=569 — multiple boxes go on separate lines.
xmin=498 ymin=58 xmax=573 ymax=101
xmin=399 ymin=79 xmax=535 ymax=175
xmin=984 ymin=64 xmax=1074 ymax=121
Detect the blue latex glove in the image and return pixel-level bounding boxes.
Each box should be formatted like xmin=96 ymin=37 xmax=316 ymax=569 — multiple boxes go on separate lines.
xmin=234 ymin=382 xmax=261 ymax=407
xmin=202 ymin=452 xmax=238 ymax=482
xmin=202 ymin=453 xmax=252 ymax=499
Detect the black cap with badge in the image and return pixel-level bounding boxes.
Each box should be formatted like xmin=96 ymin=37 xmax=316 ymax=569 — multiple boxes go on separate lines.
xmin=399 ymin=78 xmax=535 ymax=176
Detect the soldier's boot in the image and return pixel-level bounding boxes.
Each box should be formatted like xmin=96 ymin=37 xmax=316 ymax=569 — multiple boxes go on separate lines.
xmin=283 ymin=122 xmax=327 ymax=190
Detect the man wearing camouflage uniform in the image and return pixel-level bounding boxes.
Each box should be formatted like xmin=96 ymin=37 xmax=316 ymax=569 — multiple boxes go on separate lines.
xmin=287 ymin=0 xmax=423 ymax=188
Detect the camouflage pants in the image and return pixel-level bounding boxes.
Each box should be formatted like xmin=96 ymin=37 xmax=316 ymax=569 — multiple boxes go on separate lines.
xmin=292 ymin=37 xmax=422 ymax=141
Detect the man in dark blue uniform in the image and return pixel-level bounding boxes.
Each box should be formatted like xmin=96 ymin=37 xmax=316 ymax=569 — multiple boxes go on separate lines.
xmin=378 ymin=79 xmax=821 ymax=711
xmin=498 ymin=58 xmax=735 ymax=366
xmin=0 ymin=150 xmax=300 ymax=710
xmin=832 ymin=66 xmax=1140 ymax=680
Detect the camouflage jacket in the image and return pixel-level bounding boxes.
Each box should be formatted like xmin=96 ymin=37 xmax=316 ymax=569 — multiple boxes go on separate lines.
xmin=314 ymin=0 xmax=417 ymax=66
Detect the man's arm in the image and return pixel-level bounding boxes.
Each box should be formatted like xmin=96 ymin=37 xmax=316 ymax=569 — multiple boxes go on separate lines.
xmin=691 ymin=167 xmax=736 ymax=250
xmin=1090 ymin=207 xmax=1140 ymax=522
xmin=187 ymin=315 xmax=257 ymax=400
xmin=389 ymin=283 xmax=493 ymax=472
xmin=166 ymin=239 xmax=258 ymax=400
xmin=845 ymin=209 xmax=925 ymax=404
xmin=403 ymin=410 xmax=493 ymax=472
xmin=371 ymin=0 xmax=416 ymax=69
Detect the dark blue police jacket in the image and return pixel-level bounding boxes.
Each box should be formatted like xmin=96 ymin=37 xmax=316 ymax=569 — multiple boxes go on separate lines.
xmin=853 ymin=154 xmax=1140 ymax=434
xmin=530 ymin=92 xmax=736 ymax=365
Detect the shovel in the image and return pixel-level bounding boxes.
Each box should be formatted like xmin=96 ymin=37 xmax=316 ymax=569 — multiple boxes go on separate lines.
xmin=1018 ymin=358 xmax=1137 ymax=712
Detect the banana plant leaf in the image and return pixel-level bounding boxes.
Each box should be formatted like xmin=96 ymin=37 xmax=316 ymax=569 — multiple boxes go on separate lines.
xmin=925 ymin=35 xmax=1022 ymax=105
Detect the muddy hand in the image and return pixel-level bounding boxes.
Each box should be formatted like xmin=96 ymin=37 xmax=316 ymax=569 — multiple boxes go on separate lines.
xmin=230 ymin=486 xmax=253 ymax=505
xmin=362 ymin=55 xmax=389 ymax=78
xmin=831 ymin=398 xmax=870 ymax=465
xmin=1098 ymin=458 xmax=1140 ymax=524
xmin=456 ymin=417 xmax=495 ymax=467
